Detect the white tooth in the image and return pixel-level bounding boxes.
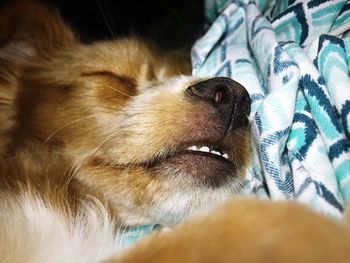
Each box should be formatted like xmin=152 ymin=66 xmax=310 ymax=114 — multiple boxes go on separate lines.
xmin=222 ymin=153 xmax=229 ymax=159
xmin=211 ymin=150 xmax=221 ymax=156
xmin=199 ymin=146 xmax=210 ymax=152
xmin=187 ymin=146 xmax=198 ymax=151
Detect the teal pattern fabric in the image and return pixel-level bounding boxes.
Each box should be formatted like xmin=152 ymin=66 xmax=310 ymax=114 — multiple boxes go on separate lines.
xmin=193 ymin=0 xmax=350 ymax=217
xmin=118 ymin=0 xmax=350 ymax=249
xmin=118 ymin=224 xmax=161 ymax=249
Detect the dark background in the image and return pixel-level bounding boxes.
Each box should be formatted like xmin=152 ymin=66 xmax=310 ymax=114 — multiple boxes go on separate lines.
xmin=7 ymin=0 xmax=205 ymax=50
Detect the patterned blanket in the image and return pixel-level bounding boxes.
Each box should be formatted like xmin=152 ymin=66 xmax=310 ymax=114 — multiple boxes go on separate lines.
xmin=192 ymin=0 xmax=350 ymax=217
xmin=118 ymin=0 xmax=350 ymax=248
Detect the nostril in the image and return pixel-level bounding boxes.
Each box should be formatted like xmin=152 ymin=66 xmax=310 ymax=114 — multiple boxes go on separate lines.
xmin=186 ymin=83 xmax=227 ymax=104
xmin=214 ymin=87 xmax=225 ymax=104
xmin=186 ymin=81 xmax=231 ymax=105
xmin=186 ymin=77 xmax=251 ymax=114
xmin=214 ymin=90 xmax=222 ymax=104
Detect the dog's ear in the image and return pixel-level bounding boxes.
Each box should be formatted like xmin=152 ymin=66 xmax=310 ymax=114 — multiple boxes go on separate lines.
xmin=0 ymin=0 xmax=76 ymax=63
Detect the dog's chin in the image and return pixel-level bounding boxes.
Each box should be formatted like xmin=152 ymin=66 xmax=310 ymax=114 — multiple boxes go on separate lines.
xmin=139 ymin=155 xmax=242 ymax=226
xmin=148 ymin=150 xmax=237 ymax=188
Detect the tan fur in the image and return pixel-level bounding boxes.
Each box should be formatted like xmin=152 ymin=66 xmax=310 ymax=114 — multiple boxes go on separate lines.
xmin=2 ymin=1 xmax=348 ymax=262
xmin=109 ymin=198 xmax=350 ymax=263
xmin=0 ymin=1 xmax=252 ymax=261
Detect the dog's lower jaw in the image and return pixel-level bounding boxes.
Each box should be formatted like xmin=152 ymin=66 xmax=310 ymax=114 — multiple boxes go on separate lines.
xmin=75 ymin=162 xmax=246 ymax=228
xmin=108 ymin=189 xmax=242 ymax=228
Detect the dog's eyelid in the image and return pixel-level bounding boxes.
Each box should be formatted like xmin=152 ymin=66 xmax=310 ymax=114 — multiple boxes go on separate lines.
xmin=81 ymin=70 xmax=137 ymax=89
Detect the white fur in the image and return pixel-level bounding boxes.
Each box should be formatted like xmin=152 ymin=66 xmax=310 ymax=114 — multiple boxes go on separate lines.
xmin=143 ymin=170 xmax=245 ymax=226
xmin=107 ymin=167 xmax=245 ymax=227
xmin=0 ymin=194 xmax=120 ymax=263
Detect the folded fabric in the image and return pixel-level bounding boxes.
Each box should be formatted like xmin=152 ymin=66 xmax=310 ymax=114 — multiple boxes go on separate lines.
xmin=192 ymin=0 xmax=350 ymax=217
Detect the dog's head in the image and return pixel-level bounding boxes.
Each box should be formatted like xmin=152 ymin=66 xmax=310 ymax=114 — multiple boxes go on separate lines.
xmin=1 ymin=2 xmax=251 ymax=226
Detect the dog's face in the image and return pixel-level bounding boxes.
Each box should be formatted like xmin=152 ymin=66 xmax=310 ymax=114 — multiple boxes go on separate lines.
xmin=1 ymin=2 xmax=251 ymax=226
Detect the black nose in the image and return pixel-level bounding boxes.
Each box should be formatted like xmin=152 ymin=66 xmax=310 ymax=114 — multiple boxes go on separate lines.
xmin=186 ymin=77 xmax=251 ymax=130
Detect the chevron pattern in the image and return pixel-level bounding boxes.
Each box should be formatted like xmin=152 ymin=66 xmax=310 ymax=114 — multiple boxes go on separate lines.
xmin=193 ymin=0 xmax=350 ymax=217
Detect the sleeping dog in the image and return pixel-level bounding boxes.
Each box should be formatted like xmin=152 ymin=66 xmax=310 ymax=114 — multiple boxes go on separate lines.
xmin=2 ymin=2 xmax=349 ymax=263
xmin=0 ymin=1 xmax=250 ymax=261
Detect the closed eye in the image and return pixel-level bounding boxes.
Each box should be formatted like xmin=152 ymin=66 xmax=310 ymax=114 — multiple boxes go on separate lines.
xmin=81 ymin=70 xmax=137 ymax=98
xmin=81 ymin=71 xmax=136 ymax=88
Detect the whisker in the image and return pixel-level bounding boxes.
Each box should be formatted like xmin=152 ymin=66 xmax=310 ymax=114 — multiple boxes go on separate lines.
xmin=105 ymin=85 xmax=135 ymax=98
xmin=65 ymin=159 xmax=81 ymax=188
xmin=41 ymin=114 xmax=99 ymax=148
xmin=105 ymin=0 xmax=117 ymax=36
xmin=96 ymin=0 xmax=115 ymax=37
xmin=72 ymin=132 xmax=121 ymax=186
xmin=86 ymin=132 xmax=117 ymax=163
xmin=160 ymin=2 xmax=186 ymax=28
xmin=70 ymin=131 xmax=118 ymax=180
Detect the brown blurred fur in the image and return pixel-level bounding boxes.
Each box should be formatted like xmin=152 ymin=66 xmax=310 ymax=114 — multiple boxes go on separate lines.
xmin=109 ymin=198 xmax=350 ymax=263
xmin=1 ymin=1 xmax=348 ymax=263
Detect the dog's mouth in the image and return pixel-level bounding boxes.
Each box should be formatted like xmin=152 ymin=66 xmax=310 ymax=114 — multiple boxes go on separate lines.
xmin=184 ymin=145 xmax=230 ymax=160
xmin=144 ymin=144 xmax=237 ymax=187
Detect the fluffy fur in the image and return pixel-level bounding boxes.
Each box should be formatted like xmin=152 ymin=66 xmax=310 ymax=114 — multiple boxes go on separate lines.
xmin=0 ymin=194 xmax=117 ymax=263
xmin=109 ymin=198 xmax=350 ymax=263
xmin=2 ymin=2 xmax=349 ymax=263
xmin=0 ymin=1 xmax=251 ymax=261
